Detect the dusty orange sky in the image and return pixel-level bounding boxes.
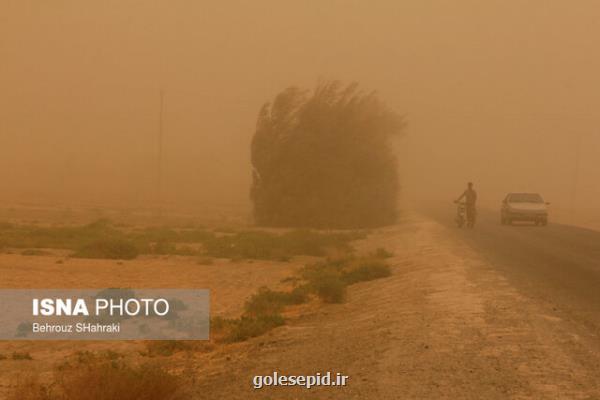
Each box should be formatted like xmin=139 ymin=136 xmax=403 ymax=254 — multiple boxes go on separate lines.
xmin=1 ymin=1 xmax=599 ymax=224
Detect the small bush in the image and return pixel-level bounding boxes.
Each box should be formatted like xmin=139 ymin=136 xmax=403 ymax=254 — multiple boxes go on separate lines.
xmin=73 ymin=238 xmax=139 ymax=260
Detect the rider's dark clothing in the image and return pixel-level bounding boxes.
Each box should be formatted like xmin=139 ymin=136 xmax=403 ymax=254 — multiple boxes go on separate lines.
xmin=458 ymin=188 xmax=477 ymax=206
xmin=458 ymin=188 xmax=477 ymax=225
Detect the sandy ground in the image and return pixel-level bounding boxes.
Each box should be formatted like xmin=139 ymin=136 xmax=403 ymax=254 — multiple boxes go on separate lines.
xmin=190 ymin=213 xmax=600 ymax=399
xmin=1 ymin=213 xmax=599 ymax=399
xmin=0 ymin=253 xmax=304 ymax=396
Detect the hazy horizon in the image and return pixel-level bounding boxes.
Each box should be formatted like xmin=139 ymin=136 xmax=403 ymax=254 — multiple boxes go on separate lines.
xmin=2 ymin=1 xmax=599 ymax=226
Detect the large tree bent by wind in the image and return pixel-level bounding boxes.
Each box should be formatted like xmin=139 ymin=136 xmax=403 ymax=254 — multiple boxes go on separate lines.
xmin=251 ymin=81 xmax=404 ymax=228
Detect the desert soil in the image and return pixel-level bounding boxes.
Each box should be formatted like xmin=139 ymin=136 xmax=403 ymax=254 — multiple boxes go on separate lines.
xmin=0 ymin=252 xmax=304 ymax=396
xmin=192 ymin=213 xmax=600 ymax=399
xmin=1 ymin=213 xmax=599 ymax=399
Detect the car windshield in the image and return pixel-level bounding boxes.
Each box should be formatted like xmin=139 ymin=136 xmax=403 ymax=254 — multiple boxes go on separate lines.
xmin=509 ymin=193 xmax=544 ymax=203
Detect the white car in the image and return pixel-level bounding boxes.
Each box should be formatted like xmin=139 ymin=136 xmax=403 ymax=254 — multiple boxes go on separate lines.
xmin=501 ymin=193 xmax=549 ymax=226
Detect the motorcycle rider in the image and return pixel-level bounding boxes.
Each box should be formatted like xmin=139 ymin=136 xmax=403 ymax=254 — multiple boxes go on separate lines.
xmin=456 ymin=182 xmax=477 ymax=227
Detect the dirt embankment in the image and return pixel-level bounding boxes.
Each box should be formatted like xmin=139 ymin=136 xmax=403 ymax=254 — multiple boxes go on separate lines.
xmin=192 ymin=213 xmax=600 ymax=399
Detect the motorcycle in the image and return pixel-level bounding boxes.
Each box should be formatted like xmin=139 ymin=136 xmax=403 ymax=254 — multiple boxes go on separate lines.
xmin=454 ymin=201 xmax=475 ymax=228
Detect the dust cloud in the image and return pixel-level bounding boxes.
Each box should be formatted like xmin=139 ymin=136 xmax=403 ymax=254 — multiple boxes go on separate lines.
xmin=1 ymin=1 xmax=599 ymax=227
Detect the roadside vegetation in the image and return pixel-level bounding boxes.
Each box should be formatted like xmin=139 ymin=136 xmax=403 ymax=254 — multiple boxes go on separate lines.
xmin=6 ymin=231 xmax=394 ymax=399
xmin=208 ymin=254 xmax=392 ymax=343
xmin=0 ymin=219 xmax=364 ymax=260
xmin=135 ymin=251 xmax=393 ymax=353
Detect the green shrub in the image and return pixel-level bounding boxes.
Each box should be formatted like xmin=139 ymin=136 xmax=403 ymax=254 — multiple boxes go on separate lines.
xmin=73 ymin=238 xmax=139 ymax=260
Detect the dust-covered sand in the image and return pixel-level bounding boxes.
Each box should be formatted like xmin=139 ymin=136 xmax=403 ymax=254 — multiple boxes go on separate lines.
xmin=1 ymin=213 xmax=599 ymax=399
xmin=190 ymin=213 xmax=600 ymax=399
xmin=0 ymin=252 xmax=303 ymax=395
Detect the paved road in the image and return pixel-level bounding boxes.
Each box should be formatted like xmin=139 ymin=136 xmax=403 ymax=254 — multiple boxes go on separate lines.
xmin=427 ymin=205 xmax=600 ymax=337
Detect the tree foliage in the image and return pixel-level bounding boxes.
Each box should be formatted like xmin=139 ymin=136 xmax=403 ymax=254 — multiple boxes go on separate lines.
xmin=250 ymin=81 xmax=404 ymax=228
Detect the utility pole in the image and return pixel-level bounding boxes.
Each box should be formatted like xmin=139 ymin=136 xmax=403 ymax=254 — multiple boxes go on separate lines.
xmin=157 ymin=89 xmax=165 ymax=217
xmin=570 ymin=131 xmax=583 ymax=224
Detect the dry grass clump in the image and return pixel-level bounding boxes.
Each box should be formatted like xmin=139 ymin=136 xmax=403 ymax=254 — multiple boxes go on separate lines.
xmin=9 ymin=356 xmax=185 ymax=400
